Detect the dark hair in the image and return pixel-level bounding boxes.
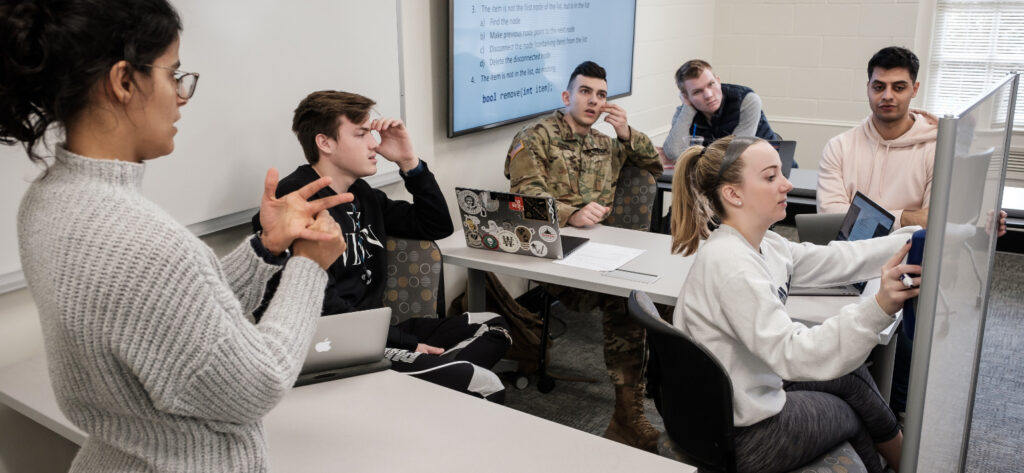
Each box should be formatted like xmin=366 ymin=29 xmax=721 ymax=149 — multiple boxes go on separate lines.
xmin=292 ymin=91 xmax=376 ymax=165
xmin=867 ymin=47 xmax=920 ymax=82
xmin=0 ymin=0 xmax=183 ymax=165
xmin=670 ymin=136 xmax=766 ymax=256
xmin=675 ymin=59 xmax=713 ymax=91
xmin=566 ymin=61 xmax=606 ymax=90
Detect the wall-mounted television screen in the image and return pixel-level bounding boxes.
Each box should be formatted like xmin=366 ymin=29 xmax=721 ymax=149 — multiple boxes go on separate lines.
xmin=448 ymin=0 xmax=637 ymax=137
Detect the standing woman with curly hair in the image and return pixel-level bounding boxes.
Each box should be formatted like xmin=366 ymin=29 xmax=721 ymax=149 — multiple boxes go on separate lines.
xmin=1 ymin=0 xmax=350 ymax=470
xmin=670 ymin=136 xmax=919 ymax=472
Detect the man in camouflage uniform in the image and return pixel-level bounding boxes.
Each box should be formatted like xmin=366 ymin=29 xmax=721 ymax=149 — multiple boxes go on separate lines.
xmin=504 ymin=61 xmax=663 ymax=452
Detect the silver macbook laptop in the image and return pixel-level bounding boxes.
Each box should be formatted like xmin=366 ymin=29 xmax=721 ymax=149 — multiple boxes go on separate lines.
xmin=294 ymin=307 xmax=392 ymax=386
xmin=789 ymin=191 xmax=896 ymax=296
xmin=454 ymin=187 xmax=589 ymax=260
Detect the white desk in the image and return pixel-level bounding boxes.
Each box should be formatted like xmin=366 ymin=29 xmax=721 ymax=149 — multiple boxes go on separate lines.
xmin=786 ymin=168 xmax=819 ymax=206
xmin=0 ymin=356 xmax=691 ymax=472
xmin=440 ymin=224 xmax=692 ymax=307
xmin=440 ymin=225 xmax=896 ymax=342
xmin=440 ymin=226 xmax=900 ymax=399
xmin=1003 ymin=186 xmax=1024 ymax=228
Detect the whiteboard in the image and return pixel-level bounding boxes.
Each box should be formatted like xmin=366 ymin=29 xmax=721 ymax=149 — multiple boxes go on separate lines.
xmin=0 ymin=0 xmax=404 ymax=292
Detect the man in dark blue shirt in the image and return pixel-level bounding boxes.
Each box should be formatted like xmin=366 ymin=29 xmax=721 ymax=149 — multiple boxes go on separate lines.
xmin=663 ymin=59 xmax=781 ymax=160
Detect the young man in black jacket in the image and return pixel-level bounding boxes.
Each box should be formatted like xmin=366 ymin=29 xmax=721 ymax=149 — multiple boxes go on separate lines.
xmin=255 ymin=90 xmax=510 ymax=402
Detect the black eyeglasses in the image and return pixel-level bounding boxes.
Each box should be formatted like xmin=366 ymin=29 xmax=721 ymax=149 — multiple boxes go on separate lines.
xmin=144 ymin=64 xmax=200 ymax=99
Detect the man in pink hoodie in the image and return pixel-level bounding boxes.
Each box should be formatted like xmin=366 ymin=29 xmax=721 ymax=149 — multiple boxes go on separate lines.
xmin=817 ymin=46 xmax=935 ymax=229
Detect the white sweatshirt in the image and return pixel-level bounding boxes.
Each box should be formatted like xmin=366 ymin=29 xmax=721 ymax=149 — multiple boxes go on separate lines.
xmin=672 ymin=224 xmax=915 ymax=427
xmin=817 ymin=112 xmax=937 ymax=229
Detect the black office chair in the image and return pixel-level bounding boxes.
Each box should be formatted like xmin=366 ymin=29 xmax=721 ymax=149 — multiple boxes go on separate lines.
xmin=626 ymin=290 xmax=868 ymax=473
xmin=794 ymin=212 xmax=845 ymax=245
xmin=627 ymin=290 xmax=737 ymax=471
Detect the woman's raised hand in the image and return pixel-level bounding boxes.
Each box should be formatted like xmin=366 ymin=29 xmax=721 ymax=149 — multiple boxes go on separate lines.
xmin=258 ymin=168 xmax=353 ymax=255
xmin=292 ymin=210 xmax=347 ymax=269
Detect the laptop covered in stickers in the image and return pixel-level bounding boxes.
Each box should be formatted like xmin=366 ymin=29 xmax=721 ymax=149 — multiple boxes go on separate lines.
xmin=454 ymin=187 xmax=589 ymax=260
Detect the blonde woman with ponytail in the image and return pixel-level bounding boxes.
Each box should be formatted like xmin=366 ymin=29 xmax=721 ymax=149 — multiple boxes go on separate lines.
xmin=669 ymin=136 xmax=920 ymax=473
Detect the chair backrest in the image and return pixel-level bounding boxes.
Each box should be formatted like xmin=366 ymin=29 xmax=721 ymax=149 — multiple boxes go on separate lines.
xmin=794 ymin=212 xmax=845 ymax=245
xmin=383 ymin=237 xmax=444 ymax=325
xmin=627 ymin=290 xmax=737 ymax=473
xmin=605 ymin=166 xmax=656 ymax=231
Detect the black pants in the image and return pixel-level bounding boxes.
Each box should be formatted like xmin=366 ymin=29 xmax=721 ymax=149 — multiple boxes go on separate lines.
xmin=385 ymin=312 xmax=511 ymax=403
xmin=890 ymin=322 xmax=913 ymax=415
xmin=732 ymin=365 xmax=900 ymax=473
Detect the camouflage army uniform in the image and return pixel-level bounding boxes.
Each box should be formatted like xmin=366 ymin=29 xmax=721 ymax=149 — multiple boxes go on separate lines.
xmin=503 ymin=109 xmax=662 ymax=388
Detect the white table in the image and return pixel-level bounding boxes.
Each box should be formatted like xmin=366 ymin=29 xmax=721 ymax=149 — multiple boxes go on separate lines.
xmin=440 ymin=225 xmax=897 ymax=342
xmin=440 ymin=225 xmax=900 ymax=399
xmin=440 ymin=224 xmax=692 ymax=308
xmin=0 ymin=356 xmax=691 ymax=472
xmin=1003 ymin=186 xmax=1024 ymax=228
xmin=441 ymin=225 xmax=692 ymax=391
xmin=786 ymin=168 xmax=819 ymax=206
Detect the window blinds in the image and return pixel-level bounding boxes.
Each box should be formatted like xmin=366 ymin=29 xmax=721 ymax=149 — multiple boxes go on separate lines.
xmin=928 ymin=0 xmax=1024 ymax=129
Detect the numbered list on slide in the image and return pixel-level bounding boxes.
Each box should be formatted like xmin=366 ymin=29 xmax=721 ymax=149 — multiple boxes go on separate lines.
xmin=452 ymin=1 xmax=635 ymax=133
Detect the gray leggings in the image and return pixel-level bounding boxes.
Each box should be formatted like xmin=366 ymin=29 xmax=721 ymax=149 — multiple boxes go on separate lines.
xmin=732 ymin=365 xmax=900 ymax=473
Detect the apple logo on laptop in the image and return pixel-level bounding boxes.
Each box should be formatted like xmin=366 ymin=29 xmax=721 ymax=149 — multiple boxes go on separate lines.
xmin=314 ymin=338 xmax=332 ymax=353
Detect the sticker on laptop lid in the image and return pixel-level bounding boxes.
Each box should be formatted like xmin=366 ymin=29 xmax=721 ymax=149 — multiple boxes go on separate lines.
xmin=538 ymin=225 xmax=557 ymax=242
xmin=522 ymin=195 xmax=552 ymax=221
xmin=529 ymin=240 xmax=549 ymax=257
xmin=508 ymin=196 xmax=524 ymax=212
xmin=514 ymin=225 xmax=533 ymax=249
xmin=481 ymin=233 xmax=499 ymax=250
xmin=457 ymin=189 xmax=483 ymax=215
xmin=497 ymin=230 xmax=520 ymax=253
xmin=466 ymin=230 xmax=482 ymax=248
xmin=482 ymin=192 xmax=501 ymax=213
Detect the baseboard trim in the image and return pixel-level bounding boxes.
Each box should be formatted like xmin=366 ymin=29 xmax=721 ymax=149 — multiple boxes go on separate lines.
xmin=771 ymin=116 xmax=860 ymax=129
xmin=0 ymin=270 xmax=26 ymax=294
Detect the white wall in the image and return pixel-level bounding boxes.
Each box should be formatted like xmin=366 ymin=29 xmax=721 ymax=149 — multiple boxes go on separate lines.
xmin=711 ymin=0 xmax=925 ymax=169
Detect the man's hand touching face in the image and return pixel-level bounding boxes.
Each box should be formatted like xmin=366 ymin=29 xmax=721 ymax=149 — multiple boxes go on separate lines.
xmin=370 ymin=118 xmax=419 ymax=172
xmin=601 ymin=103 xmax=631 ymax=141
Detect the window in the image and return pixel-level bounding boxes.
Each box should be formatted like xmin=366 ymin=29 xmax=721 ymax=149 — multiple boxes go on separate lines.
xmin=927 ymin=0 xmax=1024 ymax=129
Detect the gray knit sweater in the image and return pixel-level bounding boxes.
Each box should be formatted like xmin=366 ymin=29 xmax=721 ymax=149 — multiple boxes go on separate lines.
xmin=17 ymin=147 xmax=328 ymax=472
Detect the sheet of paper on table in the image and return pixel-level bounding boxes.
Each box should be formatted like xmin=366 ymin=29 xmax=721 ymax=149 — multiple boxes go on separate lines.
xmin=552 ymin=241 xmax=644 ymax=272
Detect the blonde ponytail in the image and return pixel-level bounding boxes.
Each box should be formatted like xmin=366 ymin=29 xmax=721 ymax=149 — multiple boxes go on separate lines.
xmin=670 ymin=136 xmax=758 ymax=256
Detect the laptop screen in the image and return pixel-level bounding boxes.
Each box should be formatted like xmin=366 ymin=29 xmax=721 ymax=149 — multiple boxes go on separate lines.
xmin=837 ymin=191 xmax=896 ymax=242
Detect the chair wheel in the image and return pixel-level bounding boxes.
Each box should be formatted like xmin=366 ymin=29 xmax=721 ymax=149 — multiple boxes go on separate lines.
xmin=514 ymin=376 xmax=529 ymax=390
xmin=537 ymin=376 xmax=555 ymax=393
